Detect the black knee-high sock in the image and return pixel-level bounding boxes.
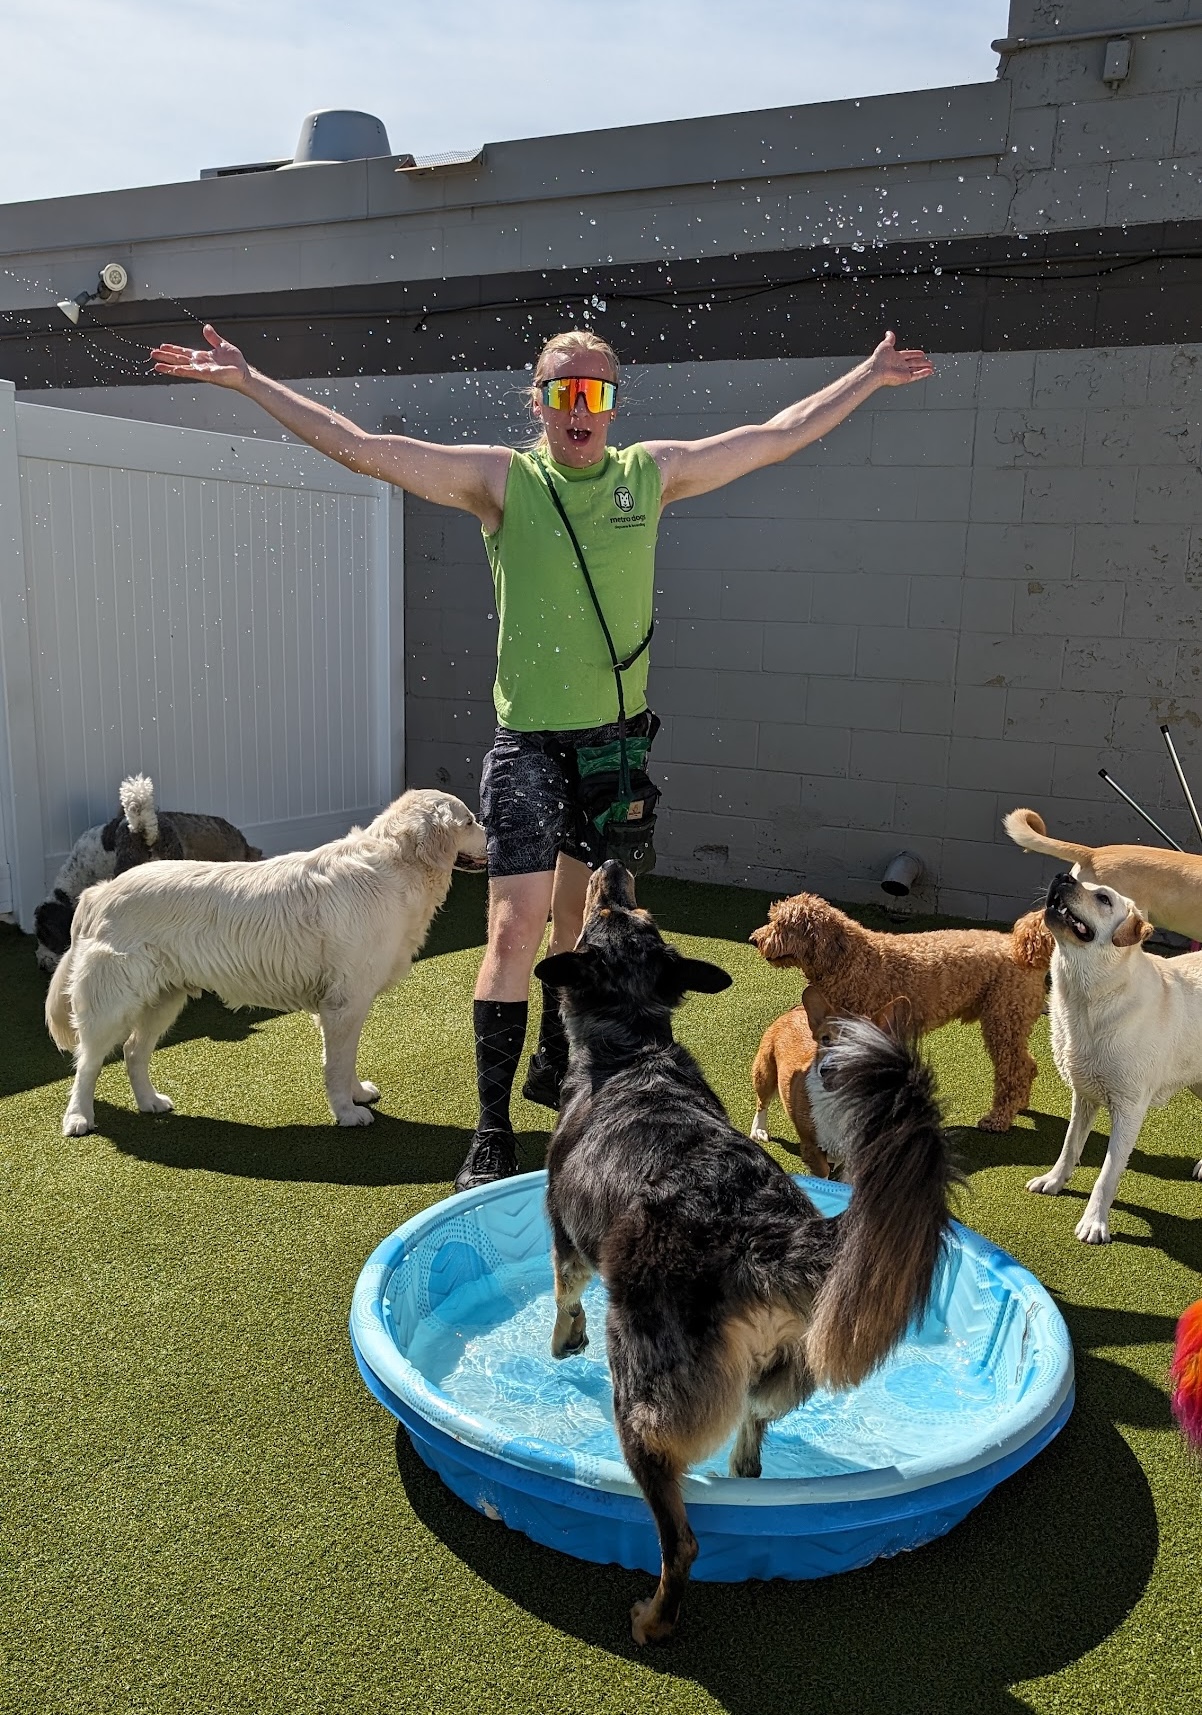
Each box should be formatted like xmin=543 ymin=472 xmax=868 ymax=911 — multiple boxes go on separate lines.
xmin=474 ymin=1000 xmax=528 ymax=1133
xmin=536 ymin=980 xmax=569 ymax=1070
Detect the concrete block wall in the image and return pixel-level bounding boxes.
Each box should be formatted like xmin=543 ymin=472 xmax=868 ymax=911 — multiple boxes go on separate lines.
xmin=377 ymin=345 xmax=1202 ymax=923
xmin=1001 ymin=0 xmax=1202 ymax=232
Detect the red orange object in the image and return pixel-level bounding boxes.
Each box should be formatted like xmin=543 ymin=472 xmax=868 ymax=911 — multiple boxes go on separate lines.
xmin=1171 ymin=1299 xmax=1202 ymax=1449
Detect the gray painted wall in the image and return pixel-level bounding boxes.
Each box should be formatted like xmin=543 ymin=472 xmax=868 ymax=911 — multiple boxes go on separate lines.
xmin=5 ymin=0 xmax=1202 ymax=919
xmin=393 ymin=348 xmax=1202 ymax=921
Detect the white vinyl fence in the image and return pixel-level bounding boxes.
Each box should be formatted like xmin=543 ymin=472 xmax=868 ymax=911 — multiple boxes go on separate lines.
xmin=0 ymin=379 xmax=399 ymax=932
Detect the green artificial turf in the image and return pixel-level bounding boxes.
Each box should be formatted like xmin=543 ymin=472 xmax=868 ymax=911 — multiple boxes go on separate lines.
xmin=3 ymin=874 xmax=1201 ymax=1715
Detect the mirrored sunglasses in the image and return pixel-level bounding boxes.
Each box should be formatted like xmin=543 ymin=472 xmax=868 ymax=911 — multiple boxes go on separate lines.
xmin=538 ymin=376 xmax=617 ymax=413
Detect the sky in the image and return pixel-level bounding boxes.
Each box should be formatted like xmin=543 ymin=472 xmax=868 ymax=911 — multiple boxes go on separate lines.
xmin=2 ymin=0 xmax=1012 ymax=209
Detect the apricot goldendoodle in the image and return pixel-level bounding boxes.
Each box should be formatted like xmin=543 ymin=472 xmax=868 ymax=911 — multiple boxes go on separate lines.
xmin=750 ymin=893 xmax=1054 ymax=1132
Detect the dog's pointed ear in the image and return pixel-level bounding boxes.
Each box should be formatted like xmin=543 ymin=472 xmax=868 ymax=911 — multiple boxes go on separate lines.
xmin=676 ymin=956 xmax=732 ymax=994
xmin=876 ymin=994 xmax=914 ymax=1037
xmin=534 ymin=950 xmax=592 ymax=988
xmin=801 ymin=984 xmax=830 ymax=1032
xmin=1112 ymin=910 xmax=1154 ymax=949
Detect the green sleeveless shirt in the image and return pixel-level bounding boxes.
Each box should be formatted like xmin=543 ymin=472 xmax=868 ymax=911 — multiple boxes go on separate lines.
xmin=482 ymin=443 xmax=662 ymax=732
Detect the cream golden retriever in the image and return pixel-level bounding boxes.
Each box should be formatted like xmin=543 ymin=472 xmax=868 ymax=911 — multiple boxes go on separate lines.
xmin=1032 ymin=872 xmax=1202 ymax=1243
xmin=46 ymin=789 xmax=486 ymax=1135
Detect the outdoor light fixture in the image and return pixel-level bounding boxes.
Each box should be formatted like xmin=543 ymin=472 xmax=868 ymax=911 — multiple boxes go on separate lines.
xmin=56 ymin=290 xmax=92 ymax=324
xmin=57 ymin=262 xmax=130 ymax=323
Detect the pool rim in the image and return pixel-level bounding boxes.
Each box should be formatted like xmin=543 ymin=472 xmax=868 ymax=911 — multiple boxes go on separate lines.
xmin=349 ymin=1169 xmax=1075 ymax=1511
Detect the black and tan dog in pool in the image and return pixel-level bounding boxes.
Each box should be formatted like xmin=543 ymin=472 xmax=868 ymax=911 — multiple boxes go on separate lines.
xmin=536 ymin=860 xmax=957 ymax=1646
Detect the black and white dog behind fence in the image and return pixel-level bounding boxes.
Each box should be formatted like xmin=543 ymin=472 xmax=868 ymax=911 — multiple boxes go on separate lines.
xmin=33 ymin=773 xmax=262 ymax=973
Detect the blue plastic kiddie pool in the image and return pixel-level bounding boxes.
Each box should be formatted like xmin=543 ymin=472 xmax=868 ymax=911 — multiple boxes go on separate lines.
xmin=350 ymin=1172 xmax=1073 ymax=1581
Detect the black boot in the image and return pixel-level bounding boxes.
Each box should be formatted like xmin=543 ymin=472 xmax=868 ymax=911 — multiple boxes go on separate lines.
xmin=454 ymin=1127 xmax=521 ymax=1192
xmin=455 ymin=1000 xmax=527 ymax=1193
xmin=521 ymin=980 xmax=569 ymax=1110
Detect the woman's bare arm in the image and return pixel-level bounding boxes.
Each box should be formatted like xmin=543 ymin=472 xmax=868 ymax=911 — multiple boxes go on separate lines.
xmin=151 ymin=324 xmax=511 ymax=529
xmin=646 ymin=332 xmax=934 ymax=507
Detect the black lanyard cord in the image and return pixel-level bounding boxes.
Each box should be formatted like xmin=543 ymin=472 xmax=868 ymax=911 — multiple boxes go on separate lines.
xmin=538 ymin=462 xmax=654 ymax=797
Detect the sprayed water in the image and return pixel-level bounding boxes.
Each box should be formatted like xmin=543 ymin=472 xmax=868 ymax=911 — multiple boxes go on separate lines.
xmin=404 ymin=1258 xmax=1008 ymax=1481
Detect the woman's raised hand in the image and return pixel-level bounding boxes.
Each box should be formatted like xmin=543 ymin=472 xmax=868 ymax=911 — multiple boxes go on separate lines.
xmin=869 ymin=329 xmax=935 ymax=387
xmin=150 ymin=323 xmax=251 ymax=388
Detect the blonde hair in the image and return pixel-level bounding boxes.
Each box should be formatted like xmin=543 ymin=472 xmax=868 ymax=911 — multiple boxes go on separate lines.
xmin=532 ymin=327 xmax=620 ymax=387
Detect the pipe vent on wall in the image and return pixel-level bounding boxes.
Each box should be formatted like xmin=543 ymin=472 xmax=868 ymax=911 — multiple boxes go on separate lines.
xmin=881 ymin=851 xmax=924 ymax=898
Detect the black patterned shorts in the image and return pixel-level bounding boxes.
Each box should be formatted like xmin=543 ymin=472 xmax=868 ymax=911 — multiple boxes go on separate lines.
xmin=480 ymin=713 xmax=653 ymax=880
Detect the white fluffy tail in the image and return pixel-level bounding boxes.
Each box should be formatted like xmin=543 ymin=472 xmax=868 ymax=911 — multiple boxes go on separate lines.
xmin=45 ymin=952 xmax=78 ymax=1052
xmin=119 ymin=773 xmax=160 ymax=849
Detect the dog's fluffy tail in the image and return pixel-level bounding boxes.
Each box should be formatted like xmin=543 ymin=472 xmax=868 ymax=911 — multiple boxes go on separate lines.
xmin=806 ymin=1019 xmax=956 ymax=1392
xmin=1171 ymin=1299 xmax=1202 ymax=1451
xmin=119 ymin=773 xmax=160 ymax=851
xmin=1003 ymin=807 xmax=1094 ymax=868
xmin=45 ymin=951 xmax=78 ymax=1052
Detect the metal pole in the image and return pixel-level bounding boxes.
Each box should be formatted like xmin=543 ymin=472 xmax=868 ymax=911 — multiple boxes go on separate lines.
xmin=1160 ymin=725 xmax=1202 ymax=848
xmin=1098 ymin=769 xmax=1184 ymax=851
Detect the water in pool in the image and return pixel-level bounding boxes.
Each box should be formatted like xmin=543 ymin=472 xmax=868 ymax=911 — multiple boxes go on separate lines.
xmin=403 ymin=1256 xmax=1010 ymax=1481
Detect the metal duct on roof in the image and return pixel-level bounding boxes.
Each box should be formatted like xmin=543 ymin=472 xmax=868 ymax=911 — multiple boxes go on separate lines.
xmin=279 ymin=109 xmax=394 ymax=169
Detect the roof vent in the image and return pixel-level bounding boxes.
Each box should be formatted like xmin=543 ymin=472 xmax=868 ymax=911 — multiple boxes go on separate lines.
xmin=278 ymin=109 xmax=397 ymax=169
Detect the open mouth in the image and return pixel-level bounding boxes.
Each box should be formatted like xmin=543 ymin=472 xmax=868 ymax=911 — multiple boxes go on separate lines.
xmin=1047 ymin=897 xmax=1094 ymax=942
xmin=453 ymin=852 xmax=488 ymax=872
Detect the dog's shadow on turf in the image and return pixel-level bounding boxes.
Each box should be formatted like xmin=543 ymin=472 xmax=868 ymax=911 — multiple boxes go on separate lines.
xmin=3 ymin=976 xmax=269 ymax=1101
xmin=101 ymin=1103 xmax=552 ymax=1187
xmin=393 ymin=1319 xmax=1165 ymax=1715
xmin=954 ymin=1113 xmax=1202 ymax=1273
xmin=962 ymin=1109 xmax=1198 ymax=1180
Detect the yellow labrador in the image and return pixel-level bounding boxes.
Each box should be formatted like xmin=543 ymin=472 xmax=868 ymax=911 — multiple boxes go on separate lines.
xmin=1005 ymin=807 xmax=1202 ymax=942
xmin=1031 ymin=872 xmax=1202 ymax=1243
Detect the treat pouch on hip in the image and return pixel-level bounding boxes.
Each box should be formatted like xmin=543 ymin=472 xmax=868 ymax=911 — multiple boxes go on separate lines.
xmin=574 ymin=724 xmax=661 ymax=876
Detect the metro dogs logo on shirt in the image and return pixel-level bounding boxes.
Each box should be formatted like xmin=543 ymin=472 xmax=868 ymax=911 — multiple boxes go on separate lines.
xmin=610 ymin=484 xmax=647 ymax=529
